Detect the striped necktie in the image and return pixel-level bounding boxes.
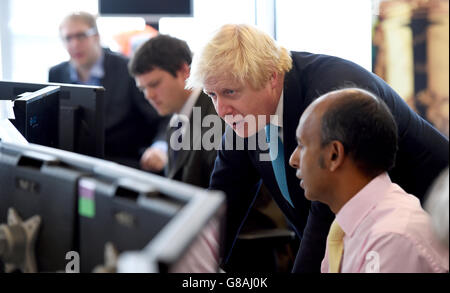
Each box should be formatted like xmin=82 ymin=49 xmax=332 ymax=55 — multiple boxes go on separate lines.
xmin=327 ymin=219 xmax=345 ymax=273
xmin=265 ymin=124 xmax=293 ymax=207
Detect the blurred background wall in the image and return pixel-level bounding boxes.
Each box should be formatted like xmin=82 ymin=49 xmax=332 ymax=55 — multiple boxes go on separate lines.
xmin=0 ymin=0 xmax=447 ymax=136
xmin=373 ymin=0 xmax=449 ymax=137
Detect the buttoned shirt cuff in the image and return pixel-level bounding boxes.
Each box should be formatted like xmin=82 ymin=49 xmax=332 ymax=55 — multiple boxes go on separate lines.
xmin=150 ymin=140 xmax=168 ymax=153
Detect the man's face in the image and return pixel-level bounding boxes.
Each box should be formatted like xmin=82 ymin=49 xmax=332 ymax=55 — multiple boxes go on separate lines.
xmin=135 ymin=67 xmax=188 ymax=116
xmin=289 ymin=104 xmax=330 ymax=202
xmin=203 ymin=75 xmax=279 ymax=138
xmin=60 ymin=20 xmax=100 ymax=69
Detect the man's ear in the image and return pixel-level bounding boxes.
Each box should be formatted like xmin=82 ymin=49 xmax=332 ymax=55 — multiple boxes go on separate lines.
xmin=328 ymin=141 xmax=345 ymax=172
xmin=269 ymin=71 xmax=278 ymax=89
xmin=177 ymin=63 xmax=191 ymax=80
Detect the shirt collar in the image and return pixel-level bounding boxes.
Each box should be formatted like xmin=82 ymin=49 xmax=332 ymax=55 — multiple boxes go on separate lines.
xmin=169 ymin=88 xmax=202 ymax=129
xmin=178 ymin=88 xmax=202 ymax=118
xmin=69 ymin=50 xmax=105 ymax=84
xmin=336 ymin=172 xmax=392 ymax=237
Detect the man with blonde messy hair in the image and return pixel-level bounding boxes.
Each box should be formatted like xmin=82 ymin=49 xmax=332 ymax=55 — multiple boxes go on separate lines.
xmin=188 ymin=24 xmax=292 ymax=138
xmin=188 ymin=24 xmax=448 ymax=272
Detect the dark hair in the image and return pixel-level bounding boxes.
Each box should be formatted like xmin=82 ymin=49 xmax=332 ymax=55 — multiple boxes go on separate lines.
xmin=320 ymin=89 xmax=398 ymax=178
xmin=128 ymin=34 xmax=192 ymax=78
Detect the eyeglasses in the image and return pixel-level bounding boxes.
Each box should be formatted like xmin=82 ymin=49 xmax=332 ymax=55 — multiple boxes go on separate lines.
xmin=61 ymin=27 xmax=97 ymax=43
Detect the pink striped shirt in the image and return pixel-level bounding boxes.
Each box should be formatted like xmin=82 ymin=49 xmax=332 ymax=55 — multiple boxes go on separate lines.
xmin=321 ymin=173 xmax=449 ymax=273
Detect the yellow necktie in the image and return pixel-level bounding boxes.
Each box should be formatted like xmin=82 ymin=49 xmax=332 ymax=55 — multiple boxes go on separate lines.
xmin=327 ymin=219 xmax=345 ymax=273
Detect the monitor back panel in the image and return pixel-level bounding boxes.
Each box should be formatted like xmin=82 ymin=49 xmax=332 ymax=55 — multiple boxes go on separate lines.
xmin=78 ymin=179 xmax=176 ymax=272
xmin=0 ymin=154 xmax=84 ymax=272
xmin=12 ymin=90 xmax=59 ymax=148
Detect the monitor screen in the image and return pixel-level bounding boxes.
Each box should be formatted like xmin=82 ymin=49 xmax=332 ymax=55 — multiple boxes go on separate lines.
xmin=0 ymin=81 xmax=105 ymax=158
xmin=11 ymin=86 xmax=60 ymax=149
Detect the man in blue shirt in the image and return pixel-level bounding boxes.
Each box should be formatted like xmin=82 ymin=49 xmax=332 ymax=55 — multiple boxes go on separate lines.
xmin=49 ymin=12 xmax=168 ymax=170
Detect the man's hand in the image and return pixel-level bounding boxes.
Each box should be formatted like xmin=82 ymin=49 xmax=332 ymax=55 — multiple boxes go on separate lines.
xmin=140 ymin=146 xmax=168 ymax=172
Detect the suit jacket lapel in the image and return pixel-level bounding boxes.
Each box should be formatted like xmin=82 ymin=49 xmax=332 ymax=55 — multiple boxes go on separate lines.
xmin=59 ymin=64 xmax=73 ymax=84
xmin=282 ymin=67 xmax=306 ymax=209
xmin=100 ymin=49 xmax=113 ymax=114
xmin=167 ymin=92 xmax=208 ymax=179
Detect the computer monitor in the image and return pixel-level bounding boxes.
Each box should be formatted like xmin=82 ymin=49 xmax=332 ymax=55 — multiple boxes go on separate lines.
xmin=0 ymin=141 xmax=84 ymax=272
xmin=77 ymin=176 xmax=185 ymax=272
xmin=66 ymin=151 xmax=224 ymax=273
xmin=10 ymin=86 xmax=60 ymax=148
xmin=99 ymin=0 xmax=193 ymax=23
xmin=85 ymin=165 xmax=225 ymax=273
xmin=0 ymin=81 xmax=105 ymax=158
xmin=118 ymin=190 xmax=225 ymax=273
xmin=0 ymin=141 xmax=225 ymax=273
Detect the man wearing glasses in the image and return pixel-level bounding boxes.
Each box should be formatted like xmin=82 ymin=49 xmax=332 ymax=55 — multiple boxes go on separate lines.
xmin=49 ymin=12 xmax=168 ymax=170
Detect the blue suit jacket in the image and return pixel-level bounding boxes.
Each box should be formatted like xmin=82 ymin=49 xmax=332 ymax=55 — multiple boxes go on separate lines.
xmin=49 ymin=48 xmax=168 ymax=167
xmin=210 ymin=52 xmax=449 ymax=272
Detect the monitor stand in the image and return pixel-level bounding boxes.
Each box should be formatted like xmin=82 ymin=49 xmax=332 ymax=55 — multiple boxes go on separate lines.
xmin=0 ymin=208 xmax=41 ymax=273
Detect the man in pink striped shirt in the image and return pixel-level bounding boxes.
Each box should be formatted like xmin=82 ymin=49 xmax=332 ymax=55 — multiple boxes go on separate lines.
xmin=289 ymin=88 xmax=449 ymax=273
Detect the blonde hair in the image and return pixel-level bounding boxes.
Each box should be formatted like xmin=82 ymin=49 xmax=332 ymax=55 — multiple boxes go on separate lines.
xmin=59 ymin=11 xmax=98 ymax=33
xmin=187 ymin=24 xmax=292 ymax=90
